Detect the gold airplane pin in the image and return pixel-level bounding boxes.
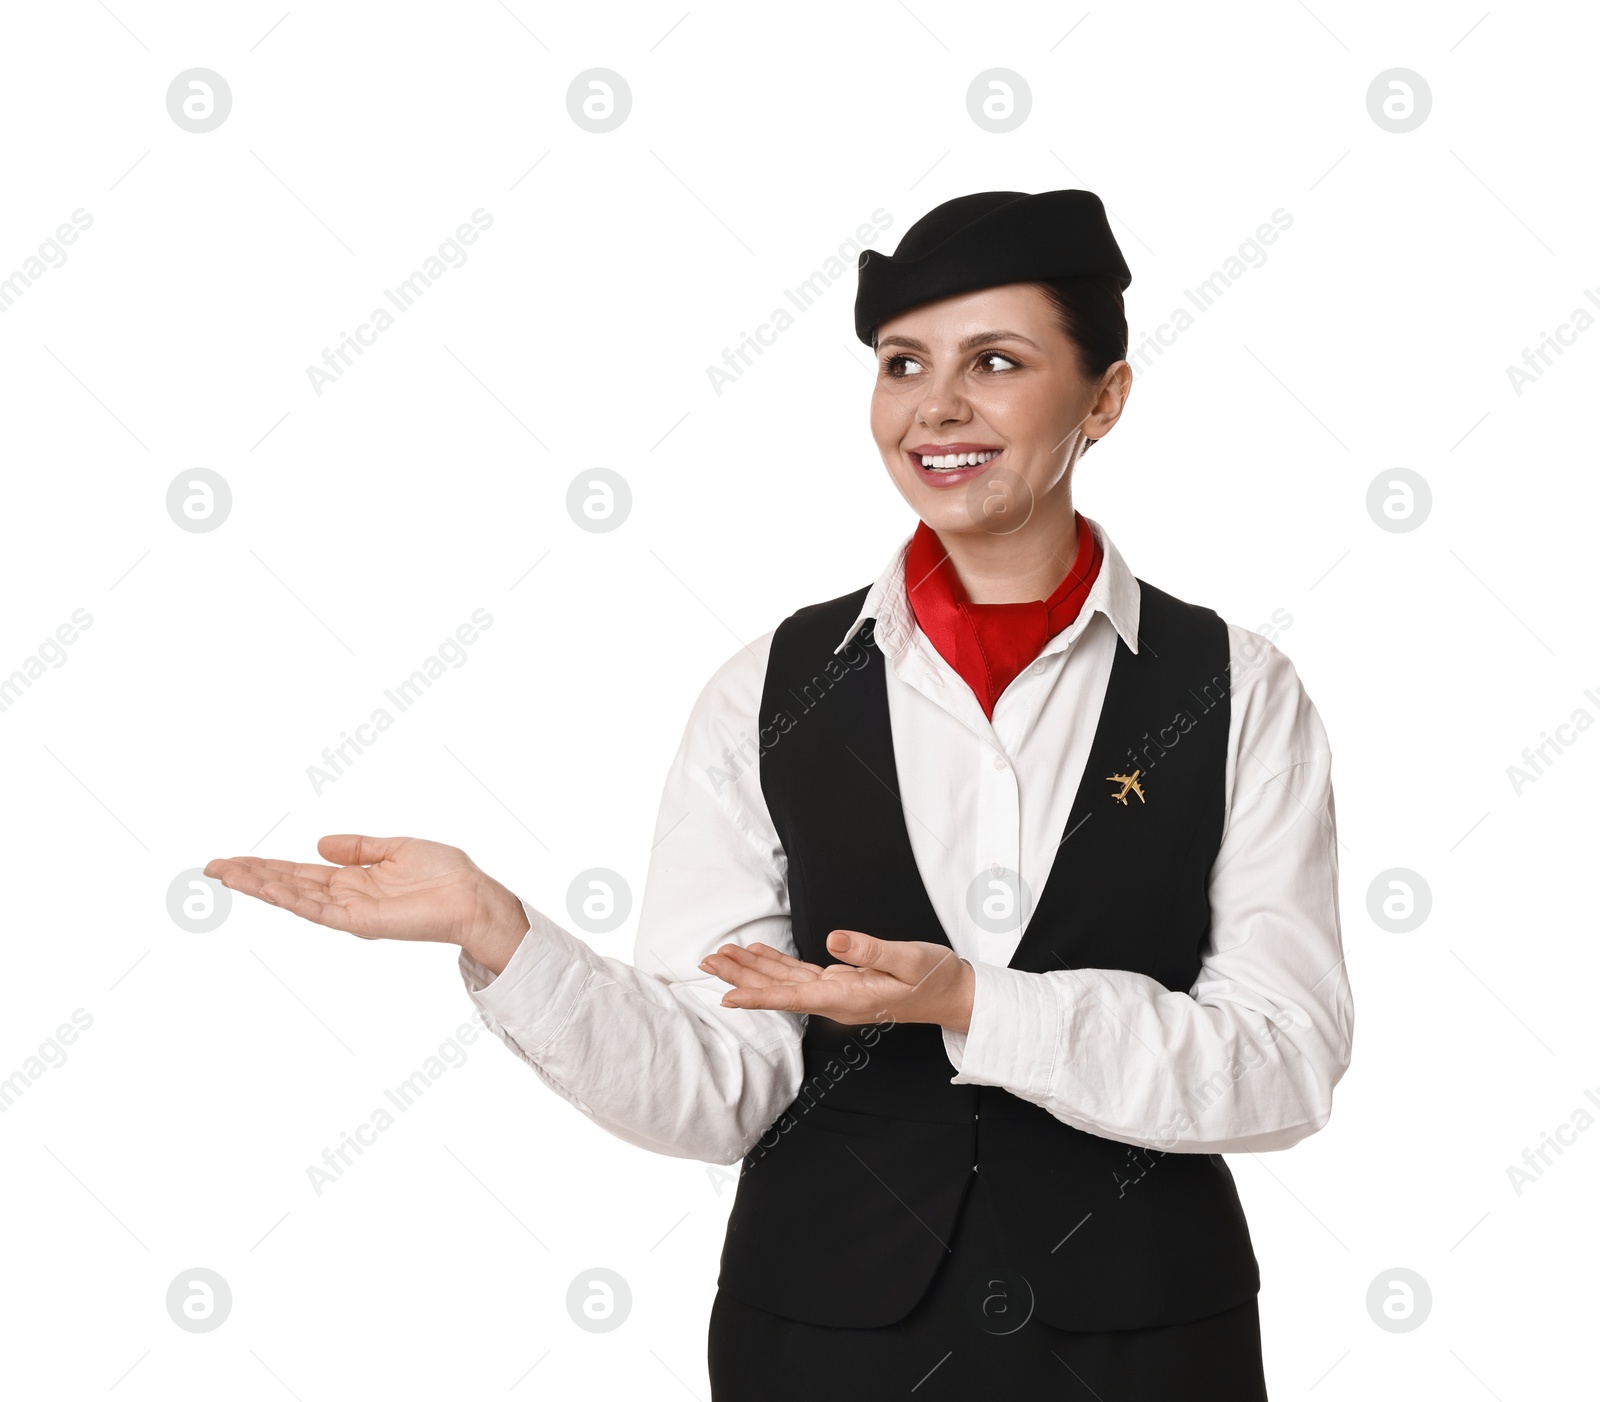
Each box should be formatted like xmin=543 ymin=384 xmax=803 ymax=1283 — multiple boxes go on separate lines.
xmin=1106 ymin=769 xmax=1146 ymax=805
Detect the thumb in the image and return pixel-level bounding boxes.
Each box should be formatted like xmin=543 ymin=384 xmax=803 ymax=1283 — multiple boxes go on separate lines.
xmin=317 ymin=833 xmax=410 ymax=867
xmin=827 ymin=929 xmax=907 ymax=975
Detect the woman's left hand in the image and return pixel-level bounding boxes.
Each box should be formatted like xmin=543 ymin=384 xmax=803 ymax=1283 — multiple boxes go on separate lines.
xmin=700 ymin=930 xmax=976 ymax=1033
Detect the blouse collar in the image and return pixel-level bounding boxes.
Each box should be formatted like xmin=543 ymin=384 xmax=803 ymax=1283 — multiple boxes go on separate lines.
xmin=834 ymin=512 xmax=1142 ymax=660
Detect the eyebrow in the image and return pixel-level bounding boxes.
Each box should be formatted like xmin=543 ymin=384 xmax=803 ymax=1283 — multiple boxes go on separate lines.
xmin=876 ymin=330 xmax=1043 ymax=353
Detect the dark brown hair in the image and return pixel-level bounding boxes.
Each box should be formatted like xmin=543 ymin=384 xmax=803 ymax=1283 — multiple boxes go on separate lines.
xmin=1034 ymin=277 xmax=1128 ymax=454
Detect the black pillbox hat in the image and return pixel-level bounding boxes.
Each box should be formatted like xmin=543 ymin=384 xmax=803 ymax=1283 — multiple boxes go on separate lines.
xmin=854 ymin=189 xmax=1131 ymax=345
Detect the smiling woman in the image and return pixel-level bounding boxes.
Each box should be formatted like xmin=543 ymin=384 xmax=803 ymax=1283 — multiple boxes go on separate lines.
xmin=206 ymin=188 xmax=1351 ymax=1402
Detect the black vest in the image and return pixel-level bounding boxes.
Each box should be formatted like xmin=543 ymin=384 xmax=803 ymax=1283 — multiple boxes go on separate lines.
xmin=715 ymin=577 xmax=1260 ymax=1331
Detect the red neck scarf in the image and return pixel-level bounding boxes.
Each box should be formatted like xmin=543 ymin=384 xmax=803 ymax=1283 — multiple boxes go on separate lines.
xmin=904 ymin=511 xmax=1104 ymax=720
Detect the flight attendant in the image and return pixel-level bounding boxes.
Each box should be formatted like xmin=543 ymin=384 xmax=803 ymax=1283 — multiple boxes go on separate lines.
xmin=207 ymin=190 xmax=1352 ymax=1399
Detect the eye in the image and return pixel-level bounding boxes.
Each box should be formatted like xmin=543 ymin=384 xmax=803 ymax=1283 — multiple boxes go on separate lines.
xmin=975 ymin=350 xmax=1020 ymax=373
xmin=883 ymin=353 xmax=923 ymax=377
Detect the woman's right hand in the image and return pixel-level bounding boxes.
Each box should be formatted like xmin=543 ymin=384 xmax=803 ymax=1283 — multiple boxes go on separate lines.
xmin=204 ymin=834 xmax=531 ymax=974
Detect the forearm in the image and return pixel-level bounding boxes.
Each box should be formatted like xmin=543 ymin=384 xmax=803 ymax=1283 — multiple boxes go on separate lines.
xmin=945 ymin=732 xmax=1353 ymax=1154
xmin=943 ymin=959 xmax=1351 ymax=1153
xmin=461 ymin=899 xmax=804 ymax=1164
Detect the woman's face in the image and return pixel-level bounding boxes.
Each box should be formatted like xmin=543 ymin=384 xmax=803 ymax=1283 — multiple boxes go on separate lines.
xmin=869 ymin=282 xmax=1129 ymax=537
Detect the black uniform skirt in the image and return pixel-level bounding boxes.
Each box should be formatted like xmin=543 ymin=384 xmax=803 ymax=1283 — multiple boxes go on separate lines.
xmin=708 ymin=1172 xmax=1269 ymax=1399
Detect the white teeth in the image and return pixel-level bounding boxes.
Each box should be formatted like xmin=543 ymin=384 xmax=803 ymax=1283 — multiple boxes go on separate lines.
xmin=920 ymin=450 xmax=999 ymax=470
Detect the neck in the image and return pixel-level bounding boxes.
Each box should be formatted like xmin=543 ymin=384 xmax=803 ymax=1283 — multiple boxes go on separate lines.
xmin=932 ymin=490 xmax=1081 ymax=604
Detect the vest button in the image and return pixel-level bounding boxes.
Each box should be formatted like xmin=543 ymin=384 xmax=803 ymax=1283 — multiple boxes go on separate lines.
xmin=972 ymin=1163 xmax=980 ymax=1172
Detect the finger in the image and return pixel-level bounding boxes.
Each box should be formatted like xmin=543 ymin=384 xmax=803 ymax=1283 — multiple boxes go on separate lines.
xmin=720 ymin=980 xmax=822 ymax=1015
xmin=209 ymin=862 xmax=377 ymax=935
xmin=205 ymin=856 xmax=340 ymax=889
xmin=701 ymin=953 xmax=812 ymax=991
xmin=706 ymin=944 xmax=822 ymax=982
xmin=206 ymin=862 xmax=282 ymax=903
xmin=722 ymin=975 xmax=884 ymax=1021
xmin=746 ymin=942 xmax=826 ymax=974
xmin=256 ymin=871 xmax=354 ymax=905
xmin=316 ymin=834 xmax=410 ymax=867
xmin=736 ymin=943 xmax=825 ymax=976
xmin=723 ymin=984 xmax=889 ymax=1022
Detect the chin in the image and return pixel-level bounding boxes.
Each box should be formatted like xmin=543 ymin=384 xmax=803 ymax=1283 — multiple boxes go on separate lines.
xmin=890 ymin=471 xmax=1045 ymax=536
xmin=892 ymin=487 xmax=988 ymax=537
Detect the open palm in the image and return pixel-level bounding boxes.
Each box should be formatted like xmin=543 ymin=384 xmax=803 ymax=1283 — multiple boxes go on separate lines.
xmin=204 ymin=833 xmax=515 ymax=950
xmin=702 ymin=930 xmax=974 ymax=1030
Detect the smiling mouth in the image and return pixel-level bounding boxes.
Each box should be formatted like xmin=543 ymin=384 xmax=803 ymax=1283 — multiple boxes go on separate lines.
xmin=908 ymin=446 xmax=1004 ymax=473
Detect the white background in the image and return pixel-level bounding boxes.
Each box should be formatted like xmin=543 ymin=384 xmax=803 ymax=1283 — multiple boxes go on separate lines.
xmin=1 ymin=0 xmax=1595 ymax=1396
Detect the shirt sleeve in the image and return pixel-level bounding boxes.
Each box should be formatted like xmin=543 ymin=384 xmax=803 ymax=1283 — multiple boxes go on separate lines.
xmin=938 ymin=624 xmax=1354 ymax=1154
xmin=459 ymin=631 xmax=805 ymax=1165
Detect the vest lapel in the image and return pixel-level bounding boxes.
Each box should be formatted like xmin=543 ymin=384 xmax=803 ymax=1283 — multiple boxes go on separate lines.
xmin=845 ymin=620 xmax=955 ymax=955
xmin=1004 ymin=621 xmax=1144 ymax=972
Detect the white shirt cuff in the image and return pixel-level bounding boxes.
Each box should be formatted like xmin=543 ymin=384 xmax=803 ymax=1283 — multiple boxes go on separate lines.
xmin=456 ymin=897 xmax=593 ymax=1055
xmin=941 ymin=960 xmax=1074 ymax=1100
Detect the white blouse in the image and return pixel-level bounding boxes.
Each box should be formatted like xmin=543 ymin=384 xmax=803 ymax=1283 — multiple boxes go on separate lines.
xmin=459 ymin=515 xmax=1354 ymax=1164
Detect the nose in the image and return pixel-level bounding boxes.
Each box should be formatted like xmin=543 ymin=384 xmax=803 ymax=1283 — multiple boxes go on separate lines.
xmin=915 ymin=366 xmax=972 ymax=432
